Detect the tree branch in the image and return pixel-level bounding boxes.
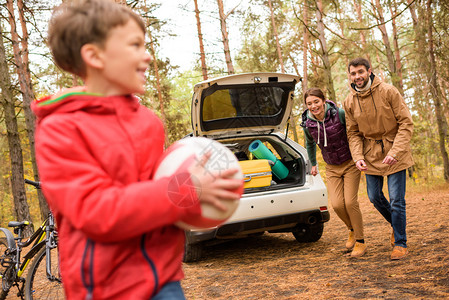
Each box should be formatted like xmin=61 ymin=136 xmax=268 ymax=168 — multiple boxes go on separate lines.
xmin=349 ymin=0 xmax=417 ymax=30
xmin=225 ymin=0 xmax=242 ymax=20
xmin=292 ymin=3 xmax=319 ymax=39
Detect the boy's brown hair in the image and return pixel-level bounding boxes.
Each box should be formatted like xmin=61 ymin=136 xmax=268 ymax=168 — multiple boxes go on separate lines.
xmin=304 ymin=87 xmax=325 ymax=104
xmin=48 ymin=0 xmax=146 ymax=78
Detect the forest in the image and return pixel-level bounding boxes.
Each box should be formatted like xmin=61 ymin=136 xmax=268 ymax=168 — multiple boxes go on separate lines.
xmin=0 ymin=0 xmax=448 ymax=230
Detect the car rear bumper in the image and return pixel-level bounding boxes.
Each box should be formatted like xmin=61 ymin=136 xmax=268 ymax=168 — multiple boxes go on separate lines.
xmin=185 ymin=209 xmax=330 ymax=244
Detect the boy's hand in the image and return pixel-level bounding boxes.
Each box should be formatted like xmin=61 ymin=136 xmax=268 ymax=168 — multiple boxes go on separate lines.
xmin=189 ymin=152 xmax=243 ymax=212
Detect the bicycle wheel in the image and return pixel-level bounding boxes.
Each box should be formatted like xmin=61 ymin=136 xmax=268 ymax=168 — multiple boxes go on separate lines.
xmin=0 ymin=238 xmax=11 ymax=300
xmin=25 ymin=246 xmax=64 ymax=299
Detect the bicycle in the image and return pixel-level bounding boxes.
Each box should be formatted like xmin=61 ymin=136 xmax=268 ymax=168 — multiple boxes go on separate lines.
xmin=0 ymin=179 xmax=64 ymax=299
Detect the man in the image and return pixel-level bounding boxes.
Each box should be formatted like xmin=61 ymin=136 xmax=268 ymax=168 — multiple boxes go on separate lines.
xmin=343 ymin=57 xmax=414 ymax=260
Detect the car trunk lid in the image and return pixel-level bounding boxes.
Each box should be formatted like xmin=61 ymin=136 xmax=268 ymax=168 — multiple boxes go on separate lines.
xmin=191 ymin=73 xmax=301 ymax=138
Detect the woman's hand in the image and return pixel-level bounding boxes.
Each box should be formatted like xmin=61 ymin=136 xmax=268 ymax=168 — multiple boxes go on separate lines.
xmin=356 ymin=159 xmax=368 ymax=171
xmin=311 ymin=165 xmax=318 ymax=176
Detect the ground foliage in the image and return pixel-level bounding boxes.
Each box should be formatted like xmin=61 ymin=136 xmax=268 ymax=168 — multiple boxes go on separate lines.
xmin=182 ymin=183 xmax=449 ymax=299
xmin=3 ymin=183 xmax=447 ymax=299
xmin=1 ymin=0 xmax=449 ymax=226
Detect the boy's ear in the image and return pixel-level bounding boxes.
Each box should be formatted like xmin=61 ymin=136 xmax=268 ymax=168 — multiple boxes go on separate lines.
xmin=80 ymin=44 xmax=104 ymax=70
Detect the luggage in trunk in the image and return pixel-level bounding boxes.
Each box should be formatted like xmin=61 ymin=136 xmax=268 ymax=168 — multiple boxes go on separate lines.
xmin=238 ymin=159 xmax=272 ymax=189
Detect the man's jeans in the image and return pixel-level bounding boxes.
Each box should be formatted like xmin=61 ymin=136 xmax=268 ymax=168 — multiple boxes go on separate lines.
xmin=365 ymin=170 xmax=407 ymax=247
xmin=152 ymin=281 xmax=185 ymax=300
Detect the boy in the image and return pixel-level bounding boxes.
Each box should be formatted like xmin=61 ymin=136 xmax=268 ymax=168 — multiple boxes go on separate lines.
xmin=32 ymin=0 xmax=243 ymax=299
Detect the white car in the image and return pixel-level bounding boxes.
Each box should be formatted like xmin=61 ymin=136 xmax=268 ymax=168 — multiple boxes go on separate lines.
xmin=184 ymin=72 xmax=329 ymax=262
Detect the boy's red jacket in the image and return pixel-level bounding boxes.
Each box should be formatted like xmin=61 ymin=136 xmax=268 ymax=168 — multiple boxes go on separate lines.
xmin=32 ymin=92 xmax=202 ymax=299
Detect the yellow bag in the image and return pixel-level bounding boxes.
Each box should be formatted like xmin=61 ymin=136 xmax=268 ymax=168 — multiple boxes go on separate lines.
xmin=238 ymin=159 xmax=272 ymax=188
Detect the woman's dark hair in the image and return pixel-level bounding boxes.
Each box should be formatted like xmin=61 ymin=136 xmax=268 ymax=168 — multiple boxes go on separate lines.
xmin=347 ymin=57 xmax=371 ymax=72
xmin=304 ymin=87 xmax=325 ymax=104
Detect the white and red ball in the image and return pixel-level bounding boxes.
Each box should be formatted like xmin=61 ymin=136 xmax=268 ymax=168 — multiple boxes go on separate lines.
xmin=154 ymin=137 xmax=243 ymax=230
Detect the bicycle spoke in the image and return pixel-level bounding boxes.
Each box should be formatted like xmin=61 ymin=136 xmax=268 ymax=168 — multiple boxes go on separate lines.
xmin=25 ymin=246 xmax=64 ymax=299
xmin=0 ymin=238 xmax=12 ymax=299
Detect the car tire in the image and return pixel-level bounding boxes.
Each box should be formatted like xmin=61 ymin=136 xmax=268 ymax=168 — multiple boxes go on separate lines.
xmin=292 ymin=222 xmax=323 ymax=243
xmin=183 ymin=242 xmax=204 ymax=263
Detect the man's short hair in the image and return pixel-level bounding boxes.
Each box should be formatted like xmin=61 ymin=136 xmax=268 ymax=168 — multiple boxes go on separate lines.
xmin=348 ymin=57 xmax=371 ymax=72
xmin=48 ymin=0 xmax=146 ymax=78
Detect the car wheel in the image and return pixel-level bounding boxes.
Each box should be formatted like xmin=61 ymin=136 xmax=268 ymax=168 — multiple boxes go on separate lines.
xmin=292 ymin=222 xmax=323 ymax=243
xmin=183 ymin=242 xmax=203 ymax=263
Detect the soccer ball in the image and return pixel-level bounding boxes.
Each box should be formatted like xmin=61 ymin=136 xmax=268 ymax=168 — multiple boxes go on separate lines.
xmin=154 ymin=137 xmax=243 ymax=230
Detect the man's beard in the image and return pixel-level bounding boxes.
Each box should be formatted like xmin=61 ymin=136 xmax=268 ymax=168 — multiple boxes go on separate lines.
xmin=358 ymin=76 xmax=369 ymax=88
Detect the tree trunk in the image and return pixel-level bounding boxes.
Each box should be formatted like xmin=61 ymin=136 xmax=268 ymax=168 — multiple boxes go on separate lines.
xmin=217 ymin=0 xmax=234 ymax=74
xmin=426 ymin=0 xmax=449 ymax=181
xmin=315 ymin=0 xmax=336 ymax=102
xmin=406 ymin=0 xmax=432 ymax=181
xmin=302 ymin=0 xmax=309 ymax=92
xmin=17 ymin=0 xmax=30 ymax=84
xmin=310 ymin=54 xmax=320 ymax=83
xmin=194 ymin=0 xmax=208 ymax=80
xmin=267 ymin=0 xmax=298 ymax=142
xmin=286 ymin=54 xmax=301 ymax=143
xmin=334 ymin=4 xmax=351 ymax=83
xmin=375 ymin=50 xmax=386 ymax=81
xmin=353 ymin=0 xmax=370 ymax=61
xmin=373 ymin=0 xmax=402 ymax=93
xmin=389 ymin=0 xmax=405 ymax=95
xmin=0 ymin=23 xmax=33 ymax=236
xmin=438 ymin=77 xmax=449 ymax=122
xmin=288 ymin=53 xmax=300 ymax=76
xmin=407 ymin=0 xmax=419 ymax=28
xmin=268 ymin=0 xmax=285 ymax=73
xmin=407 ymin=0 xmax=429 ymax=76
xmin=147 ymin=27 xmax=166 ymax=128
xmin=7 ymin=0 xmax=49 ymax=221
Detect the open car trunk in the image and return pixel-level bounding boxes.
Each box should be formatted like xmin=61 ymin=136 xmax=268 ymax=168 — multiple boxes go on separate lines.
xmin=191 ymin=73 xmax=305 ymax=192
xmin=216 ymin=133 xmax=307 ymax=193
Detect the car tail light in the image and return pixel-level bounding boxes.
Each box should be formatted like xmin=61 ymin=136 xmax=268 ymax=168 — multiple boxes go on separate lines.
xmin=319 ymin=206 xmax=328 ymax=212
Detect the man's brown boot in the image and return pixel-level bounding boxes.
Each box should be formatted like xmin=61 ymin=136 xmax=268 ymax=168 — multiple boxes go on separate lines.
xmin=391 ymin=245 xmax=408 ymax=260
xmin=346 ymin=230 xmax=356 ymax=249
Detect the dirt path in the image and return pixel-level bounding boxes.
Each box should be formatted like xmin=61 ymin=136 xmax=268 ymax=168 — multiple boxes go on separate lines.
xmin=182 ymin=184 xmax=449 ymax=299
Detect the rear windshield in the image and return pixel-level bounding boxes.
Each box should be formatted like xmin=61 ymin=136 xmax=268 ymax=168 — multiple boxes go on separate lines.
xmin=202 ymin=86 xmax=284 ymax=121
xmin=200 ymin=82 xmax=295 ymax=131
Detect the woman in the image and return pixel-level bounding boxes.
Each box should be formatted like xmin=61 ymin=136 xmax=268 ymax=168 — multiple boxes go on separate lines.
xmin=300 ymin=87 xmax=366 ymax=257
